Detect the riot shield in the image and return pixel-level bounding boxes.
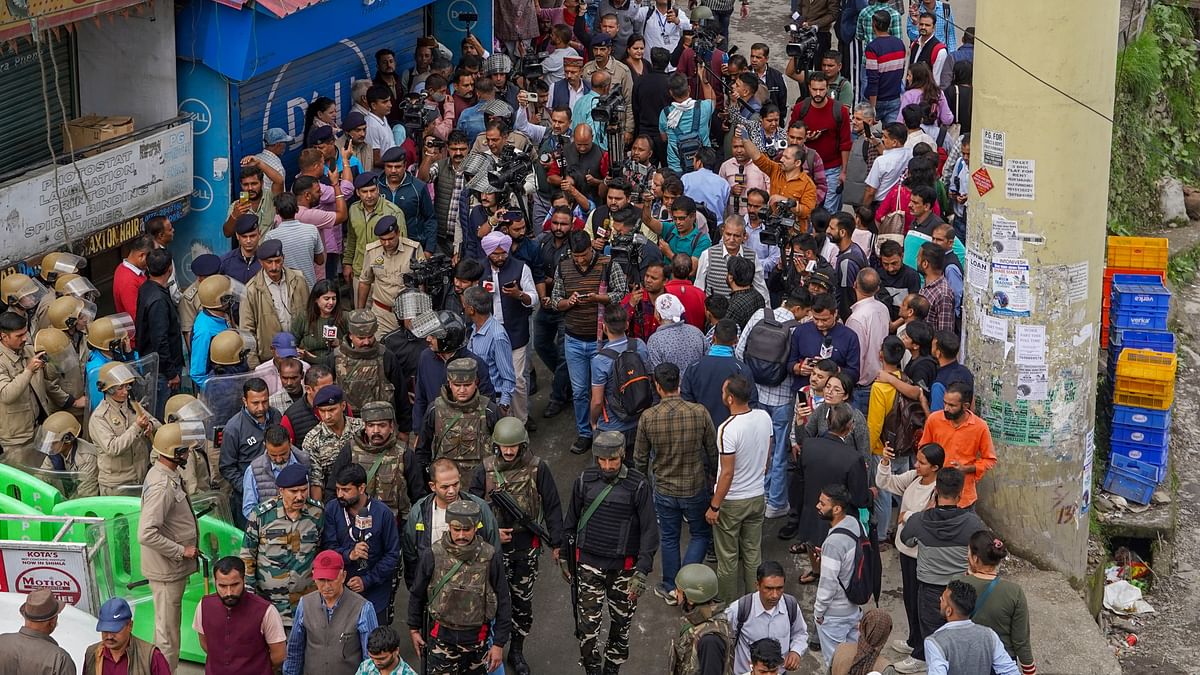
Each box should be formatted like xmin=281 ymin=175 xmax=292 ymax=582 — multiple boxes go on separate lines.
xmin=60 ymin=276 xmax=101 ymax=303
xmin=24 ymin=438 xmax=101 ymax=499
xmin=124 ymin=352 xmax=161 ymax=419
xmin=198 ymin=370 xmax=260 ymax=442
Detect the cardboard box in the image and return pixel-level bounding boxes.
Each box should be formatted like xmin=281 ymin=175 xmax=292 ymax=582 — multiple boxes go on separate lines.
xmin=63 ymin=115 xmax=134 ymax=154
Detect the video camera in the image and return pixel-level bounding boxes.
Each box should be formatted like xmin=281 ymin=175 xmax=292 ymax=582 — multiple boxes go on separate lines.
xmin=786 ymin=13 xmax=821 ymax=63
xmin=515 ymin=52 xmax=549 ymax=90
xmin=757 ymin=198 xmax=797 ymax=247
xmin=590 ymin=92 xmax=626 ymax=127
xmin=403 ymin=254 xmax=454 ymax=310
xmin=488 ymin=144 xmax=535 ymax=196
xmin=399 ymin=93 xmax=439 ymax=137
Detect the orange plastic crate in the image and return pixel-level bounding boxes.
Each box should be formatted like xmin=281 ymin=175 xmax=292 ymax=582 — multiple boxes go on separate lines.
xmin=1106 ymin=236 xmax=1169 ymax=271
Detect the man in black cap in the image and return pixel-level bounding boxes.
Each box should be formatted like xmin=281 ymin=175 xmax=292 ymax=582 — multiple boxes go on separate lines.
xmin=340 ymin=110 xmax=375 ymax=172
xmin=0 ymin=589 xmax=75 ymax=674
xmin=357 ymin=215 xmax=423 ymax=337
xmin=345 ymin=170 xmax=407 ymax=284
xmin=582 ymin=33 xmax=635 ymax=147
xmin=240 ymin=238 xmax=308 ymax=366
xmin=378 ymin=146 xmax=438 ymax=254
xmin=180 ymin=253 xmax=221 ymax=348
xmin=220 ymin=213 xmax=263 ymax=284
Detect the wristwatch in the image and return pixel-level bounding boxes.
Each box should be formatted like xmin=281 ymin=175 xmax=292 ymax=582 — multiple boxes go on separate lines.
xmin=708 ymin=503 xmax=721 ymax=512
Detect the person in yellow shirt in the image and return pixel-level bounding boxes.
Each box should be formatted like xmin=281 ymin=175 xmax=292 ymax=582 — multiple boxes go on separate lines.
xmin=867 ymin=335 xmax=908 ymax=539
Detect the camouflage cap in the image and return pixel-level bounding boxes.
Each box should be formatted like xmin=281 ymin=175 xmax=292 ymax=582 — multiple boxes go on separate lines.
xmin=592 ymin=431 xmax=626 ymax=458
xmin=446 ymin=357 xmax=477 ymax=383
xmin=347 ymin=309 xmax=378 ymax=336
xmin=446 ymin=498 xmax=482 ymax=528
xmin=360 ymin=401 xmax=395 ymax=422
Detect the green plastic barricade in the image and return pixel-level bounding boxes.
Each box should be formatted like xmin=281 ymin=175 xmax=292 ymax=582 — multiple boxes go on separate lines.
xmin=0 ymin=462 xmax=64 ymax=514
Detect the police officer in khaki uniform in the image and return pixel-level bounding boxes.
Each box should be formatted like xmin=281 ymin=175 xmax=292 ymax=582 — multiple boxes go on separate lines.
xmin=0 ymin=310 xmax=70 ymax=467
xmin=1 ymin=273 xmax=48 ymax=328
xmin=164 ymin=393 xmax=217 ymax=493
xmin=137 ymin=422 xmax=200 ymax=672
xmin=42 ymin=298 xmax=93 ymax=426
xmin=90 ymin=361 xmax=160 ymax=494
xmin=36 ymin=410 xmax=99 ymax=498
xmin=53 ymin=273 xmax=101 ymax=303
xmin=357 ymin=215 xmax=423 ymax=337
xmin=33 ymin=251 xmax=86 ymax=332
xmin=179 ymin=254 xmax=221 ymax=349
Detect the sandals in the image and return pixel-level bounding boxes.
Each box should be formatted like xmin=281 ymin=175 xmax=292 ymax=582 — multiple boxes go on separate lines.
xmin=798 ymin=570 xmax=820 ymax=585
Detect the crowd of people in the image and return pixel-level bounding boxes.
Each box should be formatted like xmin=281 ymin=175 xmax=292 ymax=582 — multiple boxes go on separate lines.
xmin=0 ymin=0 xmax=1042 ymax=674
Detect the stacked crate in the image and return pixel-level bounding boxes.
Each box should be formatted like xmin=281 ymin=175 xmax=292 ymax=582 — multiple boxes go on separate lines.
xmin=1102 ymin=236 xmax=1174 ymax=504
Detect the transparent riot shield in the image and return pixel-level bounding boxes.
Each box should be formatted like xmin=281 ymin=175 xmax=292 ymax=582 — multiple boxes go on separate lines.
xmin=115 ymin=353 xmax=160 ymax=420
xmin=198 ymin=370 xmax=260 ymax=442
xmin=60 ymin=276 xmax=101 ymax=303
xmin=24 ymin=438 xmax=101 ymax=499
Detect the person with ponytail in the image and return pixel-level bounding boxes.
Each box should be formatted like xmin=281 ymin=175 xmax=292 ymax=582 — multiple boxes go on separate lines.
xmin=959 ymin=530 xmax=1037 ymax=674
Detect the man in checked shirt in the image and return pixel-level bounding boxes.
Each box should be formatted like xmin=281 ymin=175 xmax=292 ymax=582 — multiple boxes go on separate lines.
xmin=633 ymin=361 xmax=717 ymax=606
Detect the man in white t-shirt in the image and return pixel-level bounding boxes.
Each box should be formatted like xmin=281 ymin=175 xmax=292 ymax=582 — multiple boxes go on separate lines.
xmin=706 ymin=373 xmax=773 ymax=604
xmin=863 ymin=122 xmax=913 ymax=205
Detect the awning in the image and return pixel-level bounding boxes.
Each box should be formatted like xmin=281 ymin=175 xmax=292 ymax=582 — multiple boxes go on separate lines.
xmin=210 ymin=0 xmax=322 ymax=20
xmin=0 ymin=0 xmax=150 ymax=43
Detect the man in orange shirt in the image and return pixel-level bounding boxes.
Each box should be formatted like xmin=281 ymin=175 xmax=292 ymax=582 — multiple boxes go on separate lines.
xmin=917 ymin=381 xmax=996 ymax=508
xmin=736 ymin=126 xmax=819 ymax=231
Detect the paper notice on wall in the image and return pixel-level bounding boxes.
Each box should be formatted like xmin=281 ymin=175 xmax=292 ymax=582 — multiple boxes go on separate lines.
xmin=981 ymin=315 xmax=1008 ymax=342
xmin=966 ymin=248 xmax=988 ymax=290
xmin=991 ymin=258 xmax=1032 ymax=317
xmin=1016 ymin=365 xmax=1048 ymax=400
xmin=982 ymin=129 xmax=1005 ymax=167
xmin=1005 ymin=159 xmax=1035 ymax=200
xmin=991 ymin=215 xmax=1022 ymax=256
xmin=1067 ymin=262 xmax=1089 ymax=304
xmin=1015 ymin=324 xmax=1047 ymax=366
xmin=1082 ymin=428 xmax=1095 ymax=516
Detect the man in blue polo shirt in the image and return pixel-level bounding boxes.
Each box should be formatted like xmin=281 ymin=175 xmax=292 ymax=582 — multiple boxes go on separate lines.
xmin=787 ymin=292 xmax=861 ymax=392
xmin=929 ymin=329 xmax=973 ymax=411
xmin=590 ymin=302 xmax=649 ymax=454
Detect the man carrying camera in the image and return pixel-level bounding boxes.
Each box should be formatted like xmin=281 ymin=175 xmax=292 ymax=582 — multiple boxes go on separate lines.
xmin=582 ymin=33 xmax=635 ymax=147
xmin=736 ymin=126 xmax=819 ymax=231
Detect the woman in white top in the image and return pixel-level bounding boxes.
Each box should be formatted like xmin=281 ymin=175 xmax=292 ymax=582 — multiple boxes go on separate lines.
xmin=876 ymin=442 xmax=944 ymax=658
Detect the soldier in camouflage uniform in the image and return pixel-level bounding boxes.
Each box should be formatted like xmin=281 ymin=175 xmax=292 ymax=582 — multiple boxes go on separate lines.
xmin=335 ymin=309 xmax=406 ymax=415
xmin=239 ymin=463 xmax=324 ymax=627
xmin=564 ymin=431 xmax=659 ymax=675
xmin=667 ymin=564 xmax=734 ymax=675
xmin=301 ymin=384 xmax=365 ymax=498
xmin=468 ymin=417 xmax=564 ymax=675
xmin=416 ymin=358 xmax=501 ymax=491
xmin=330 ymin=400 xmax=425 ymax=524
xmin=407 ymin=499 xmax=512 ymax=675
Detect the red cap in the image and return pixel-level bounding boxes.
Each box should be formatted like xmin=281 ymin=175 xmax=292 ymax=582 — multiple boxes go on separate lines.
xmin=312 ymin=550 xmax=345 ymax=580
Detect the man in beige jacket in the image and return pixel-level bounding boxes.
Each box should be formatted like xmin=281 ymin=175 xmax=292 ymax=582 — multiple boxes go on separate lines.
xmin=0 ymin=310 xmax=71 ymax=467
xmin=239 ymin=239 xmax=308 ymax=367
xmin=90 ymin=361 xmax=160 ymax=494
xmin=138 ymin=422 xmax=201 ymax=672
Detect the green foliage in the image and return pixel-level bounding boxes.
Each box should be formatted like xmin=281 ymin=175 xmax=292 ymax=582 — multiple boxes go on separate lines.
xmin=1167 ymin=242 xmax=1200 ymax=286
xmin=1109 ymin=5 xmax=1200 ymax=234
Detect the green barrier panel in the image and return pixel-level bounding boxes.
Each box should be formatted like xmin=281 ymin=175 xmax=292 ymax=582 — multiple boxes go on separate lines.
xmin=0 ymin=493 xmax=54 ymax=540
xmin=0 ymin=463 xmax=64 ymax=515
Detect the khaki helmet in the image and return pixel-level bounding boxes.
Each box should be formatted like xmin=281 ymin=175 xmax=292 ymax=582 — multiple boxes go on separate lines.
xmin=152 ymin=422 xmax=204 ymax=458
xmin=164 ymin=394 xmax=198 ymax=422
xmin=2 ymin=272 xmax=48 ymax=309
xmin=492 ymin=416 xmax=529 ymax=449
xmin=41 ymin=252 xmax=86 ymax=280
xmin=48 ymin=296 xmax=96 ymax=331
xmin=347 ymin=309 xmax=378 ymax=337
xmin=33 ymin=327 xmax=72 ymax=360
xmin=97 ymin=361 xmax=138 ymax=393
xmin=209 ymin=330 xmax=247 ymax=366
xmin=86 ymin=313 xmax=134 ymax=351
xmin=675 ymin=563 xmax=719 ymax=604
xmin=54 ymin=274 xmax=101 ymax=301
xmin=35 ymin=411 xmax=82 ymax=458
xmin=198 ymin=275 xmax=242 ymax=310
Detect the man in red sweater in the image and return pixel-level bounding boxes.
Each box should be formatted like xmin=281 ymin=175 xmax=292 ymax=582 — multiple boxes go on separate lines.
xmin=113 ymin=234 xmax=153 ymax=324
xmin=664 ymin=252 xmax=706 ymax=331
xmin=793 ymin=71 xmax=852 ymax=213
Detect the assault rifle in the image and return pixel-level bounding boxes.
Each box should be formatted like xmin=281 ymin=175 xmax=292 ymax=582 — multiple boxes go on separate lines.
xmin=563 ymin=532 xmax=582 ymax=640
xmin=488 ymin=488 xmax=552 ymax=543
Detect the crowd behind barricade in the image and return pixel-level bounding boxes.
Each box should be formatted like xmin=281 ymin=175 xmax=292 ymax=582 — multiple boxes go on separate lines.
xmin=0 ymin=1 xmax=1038 ymax=674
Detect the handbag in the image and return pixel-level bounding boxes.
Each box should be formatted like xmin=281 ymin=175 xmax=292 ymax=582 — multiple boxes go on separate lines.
xmin=878 ymin=185 xmax=909 ymax=236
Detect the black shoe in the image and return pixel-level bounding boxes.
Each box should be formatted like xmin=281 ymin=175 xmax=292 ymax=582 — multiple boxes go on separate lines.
xmin=525 ymin=418 xmax=538 ymax=433
xmin=602 ymin=662 xmax=621 ymax=675
xmin=529 ymin=371 xmax=539 ymax=396
xmin=543 ymin=399 xmax=567 ymax=418
xmin=508 ymin=641 xmax=531 ymax=675
xmin=778 ymin=521 xmax=799 ymax=540
xmin=570 ymin=436 xmax=593 ymax=455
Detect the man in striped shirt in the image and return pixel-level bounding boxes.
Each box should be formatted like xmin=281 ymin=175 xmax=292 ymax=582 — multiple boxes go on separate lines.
xmin=864 ymin=9 xmax=907 ymax=123
xmin=264 ymin=193 xmax=325 ymax=287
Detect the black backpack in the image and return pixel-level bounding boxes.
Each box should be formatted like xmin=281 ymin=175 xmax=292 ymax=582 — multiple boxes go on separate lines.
xmin=828 ymin=525 xmax=882 ymax=607
xmin=744 ymin=313 xmax=797 ymax=386
xmin=881 ymin=377 xmax=927 ymax=457
xmin=600 ymin=342 xmax=654 ymax=419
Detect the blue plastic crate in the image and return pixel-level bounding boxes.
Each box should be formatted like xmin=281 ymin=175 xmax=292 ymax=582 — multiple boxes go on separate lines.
xmin=1111 ymin=310 xmax=1170 ymax=331
xmin=1103 ymin=466 xmax=1158 ymax=505
xmin=1111 ymin=452 xmax=1169 ymax=482
xmin=1113 ymin=405 xmax=1172 ymax=430
xmin=1111 ymin=440 xmax=1169 ymax=466
xmin=1109 ymin=329 xmax=1176 ymax=352
xmin=1111 ymin=273 xmax=1167 ymax=288
xmin=1111 ymin=423 xmax=1170 ymax=447
xmin=1112 ymin=282 xmax=1171 ymax=312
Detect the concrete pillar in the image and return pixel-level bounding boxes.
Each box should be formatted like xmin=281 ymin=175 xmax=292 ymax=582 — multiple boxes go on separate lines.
xmin=964 ymin=0 xmax=1120 ymax=581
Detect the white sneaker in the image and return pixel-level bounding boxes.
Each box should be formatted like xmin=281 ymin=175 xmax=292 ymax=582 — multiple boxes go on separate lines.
xmin=893 ymin=656 xmax=926 ymax=673
xmin=764 ymin=505 xmax=789 ymax=519
xmin=891 ymin=639 xmax=914 ymax=655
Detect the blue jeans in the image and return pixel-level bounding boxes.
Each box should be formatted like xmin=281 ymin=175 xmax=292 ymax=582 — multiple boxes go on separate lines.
xmin=153 ymin=373 xmax=172 ymax=421
xmin=653 ymin=487 xmax=712 ymax=592
xmin=818 ymin=609 xmax=862 ymax=666
xmin=533 ymin=309 xmax=570 ymax=404
xmin=823 ymin=166 xmax=843 ymax=211
xmin=851 ymin=385 xmax=871 ymax=415
xmin=762 ymin=402 xmax=794 ymax=510
xmin=875 ymin=97 xmax=902 ymax=125
xmin=870 ymin=453 xmax=891 ymax=540
xmin=564 ymin=335 xmax=598 ymax=438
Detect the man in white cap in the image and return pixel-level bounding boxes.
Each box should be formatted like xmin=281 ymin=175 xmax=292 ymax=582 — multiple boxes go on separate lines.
xmin=0 ymin=589 xmax=75 ymax=674
xmin=479 ymin=229 xmax=537 ymax=423
xmin=647 ymin=291 xmax=707 ymax=374
xmin=83 ymin=596 xmax=171 ymax=674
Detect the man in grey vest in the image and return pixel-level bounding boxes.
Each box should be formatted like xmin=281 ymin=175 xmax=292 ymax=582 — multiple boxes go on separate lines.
xmin=694 ymin=215 xmax=770 ymax=304
xmin=283 ymin=549 xmax=379 ymax=675
xmin=924 ymin=580 xmax=1020 ymax=675
xmin=240 ymin=423 xmax=311 ymax=521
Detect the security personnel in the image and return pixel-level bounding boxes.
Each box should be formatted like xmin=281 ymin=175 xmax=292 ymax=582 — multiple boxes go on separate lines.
xmin=345 ymin=170 xmax=407 ymax=282
xmin=565 ymin=431 xmax=659 ymax=675
xmin=137 ymin=422 xmax=201 ymax=672
xmin=377 ymin=145 xmax=438 ymax=253
xmin=179 ymin=253 xmax=220 ymax=348
xmin=301 ymin=384 xmax=364 ymax=498
xmin=0 ymin=310 xmax=70 ymax=467
xmin=334 ymin=309 xmax=402 ymax=413
xmin=163 ymin=393 xmax=218 ymax=494
xmin=469 ymin=417 xmax=564 ymax=675
xmin=90 ymin=361 xmax=160 ymax=494
xmin=407 ymin=499 xmax=512 ymax=675
xmin=36 ymin=410 xmax=99 ymax=497
xmin=416 ymin=357 xmax=501 ymax=490
xmin=667 ymin=564 xmax=733 ymax=675
xmin=357 ymin=215 xmax=423 ymax=337
xmin=330 ymin=400 xmax=423 ymax=523
xmin=34 ymin=324 xmax=89 ymax=432
xmin=33 ymin=251 xmax=86 ymax=332
xmin=54 ymin=273 xmax=101 ymax=303
xmin=85 ymin=312 xmax=135 ymax=411
xmin=190 ymin=275 xmax=238 ymax=392
xmin=1 ymin=272 xmax=48 ymax=326
xmin=240 ymin=463 xmax=324 ymax=628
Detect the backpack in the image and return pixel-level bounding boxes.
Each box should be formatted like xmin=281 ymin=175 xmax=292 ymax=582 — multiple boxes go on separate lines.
xmin=744 ymin=313 xmax=798 ymax=386
xmin=600 ymin=342 xmax=654 ymax=419
xmin=675 ymin=102 xmax=706 ymax=172
xmin=828 ymin=525 xmax=882 ymax=607
xmin=797 ymin=98 xmax=845 ymax=138
xmin=880 ymin=376 xmax=927 ymax=456
xmin=733 ymin=592 xmax=799 ymax=652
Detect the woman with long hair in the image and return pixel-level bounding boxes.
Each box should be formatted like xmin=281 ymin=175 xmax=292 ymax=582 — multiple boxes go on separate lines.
xmin=624 ymin=35 xmax=649 ymax=81
xmin=960 ymin=531 xmax=1037 ymax=674
xmin=852 ymin=204 xmax=878 ymax=258
xmin=302 ymin=96 xmax=339 ymax=148
xmin=946 ymin=60 xmax=973 ymax=135
xmin=877 ymin=442 xmax=945 ymax=663
xmin=831 ymin=608 xmax=894 ymax=675
xmin=896 ymin=63 xmax=953 ymax=126
xmin=290 ymin=279 xmax=346 ymax=366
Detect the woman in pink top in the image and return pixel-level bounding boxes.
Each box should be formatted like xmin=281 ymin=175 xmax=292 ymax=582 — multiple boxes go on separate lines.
xmin=894 ymin=63 xmax=954 ymax=126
